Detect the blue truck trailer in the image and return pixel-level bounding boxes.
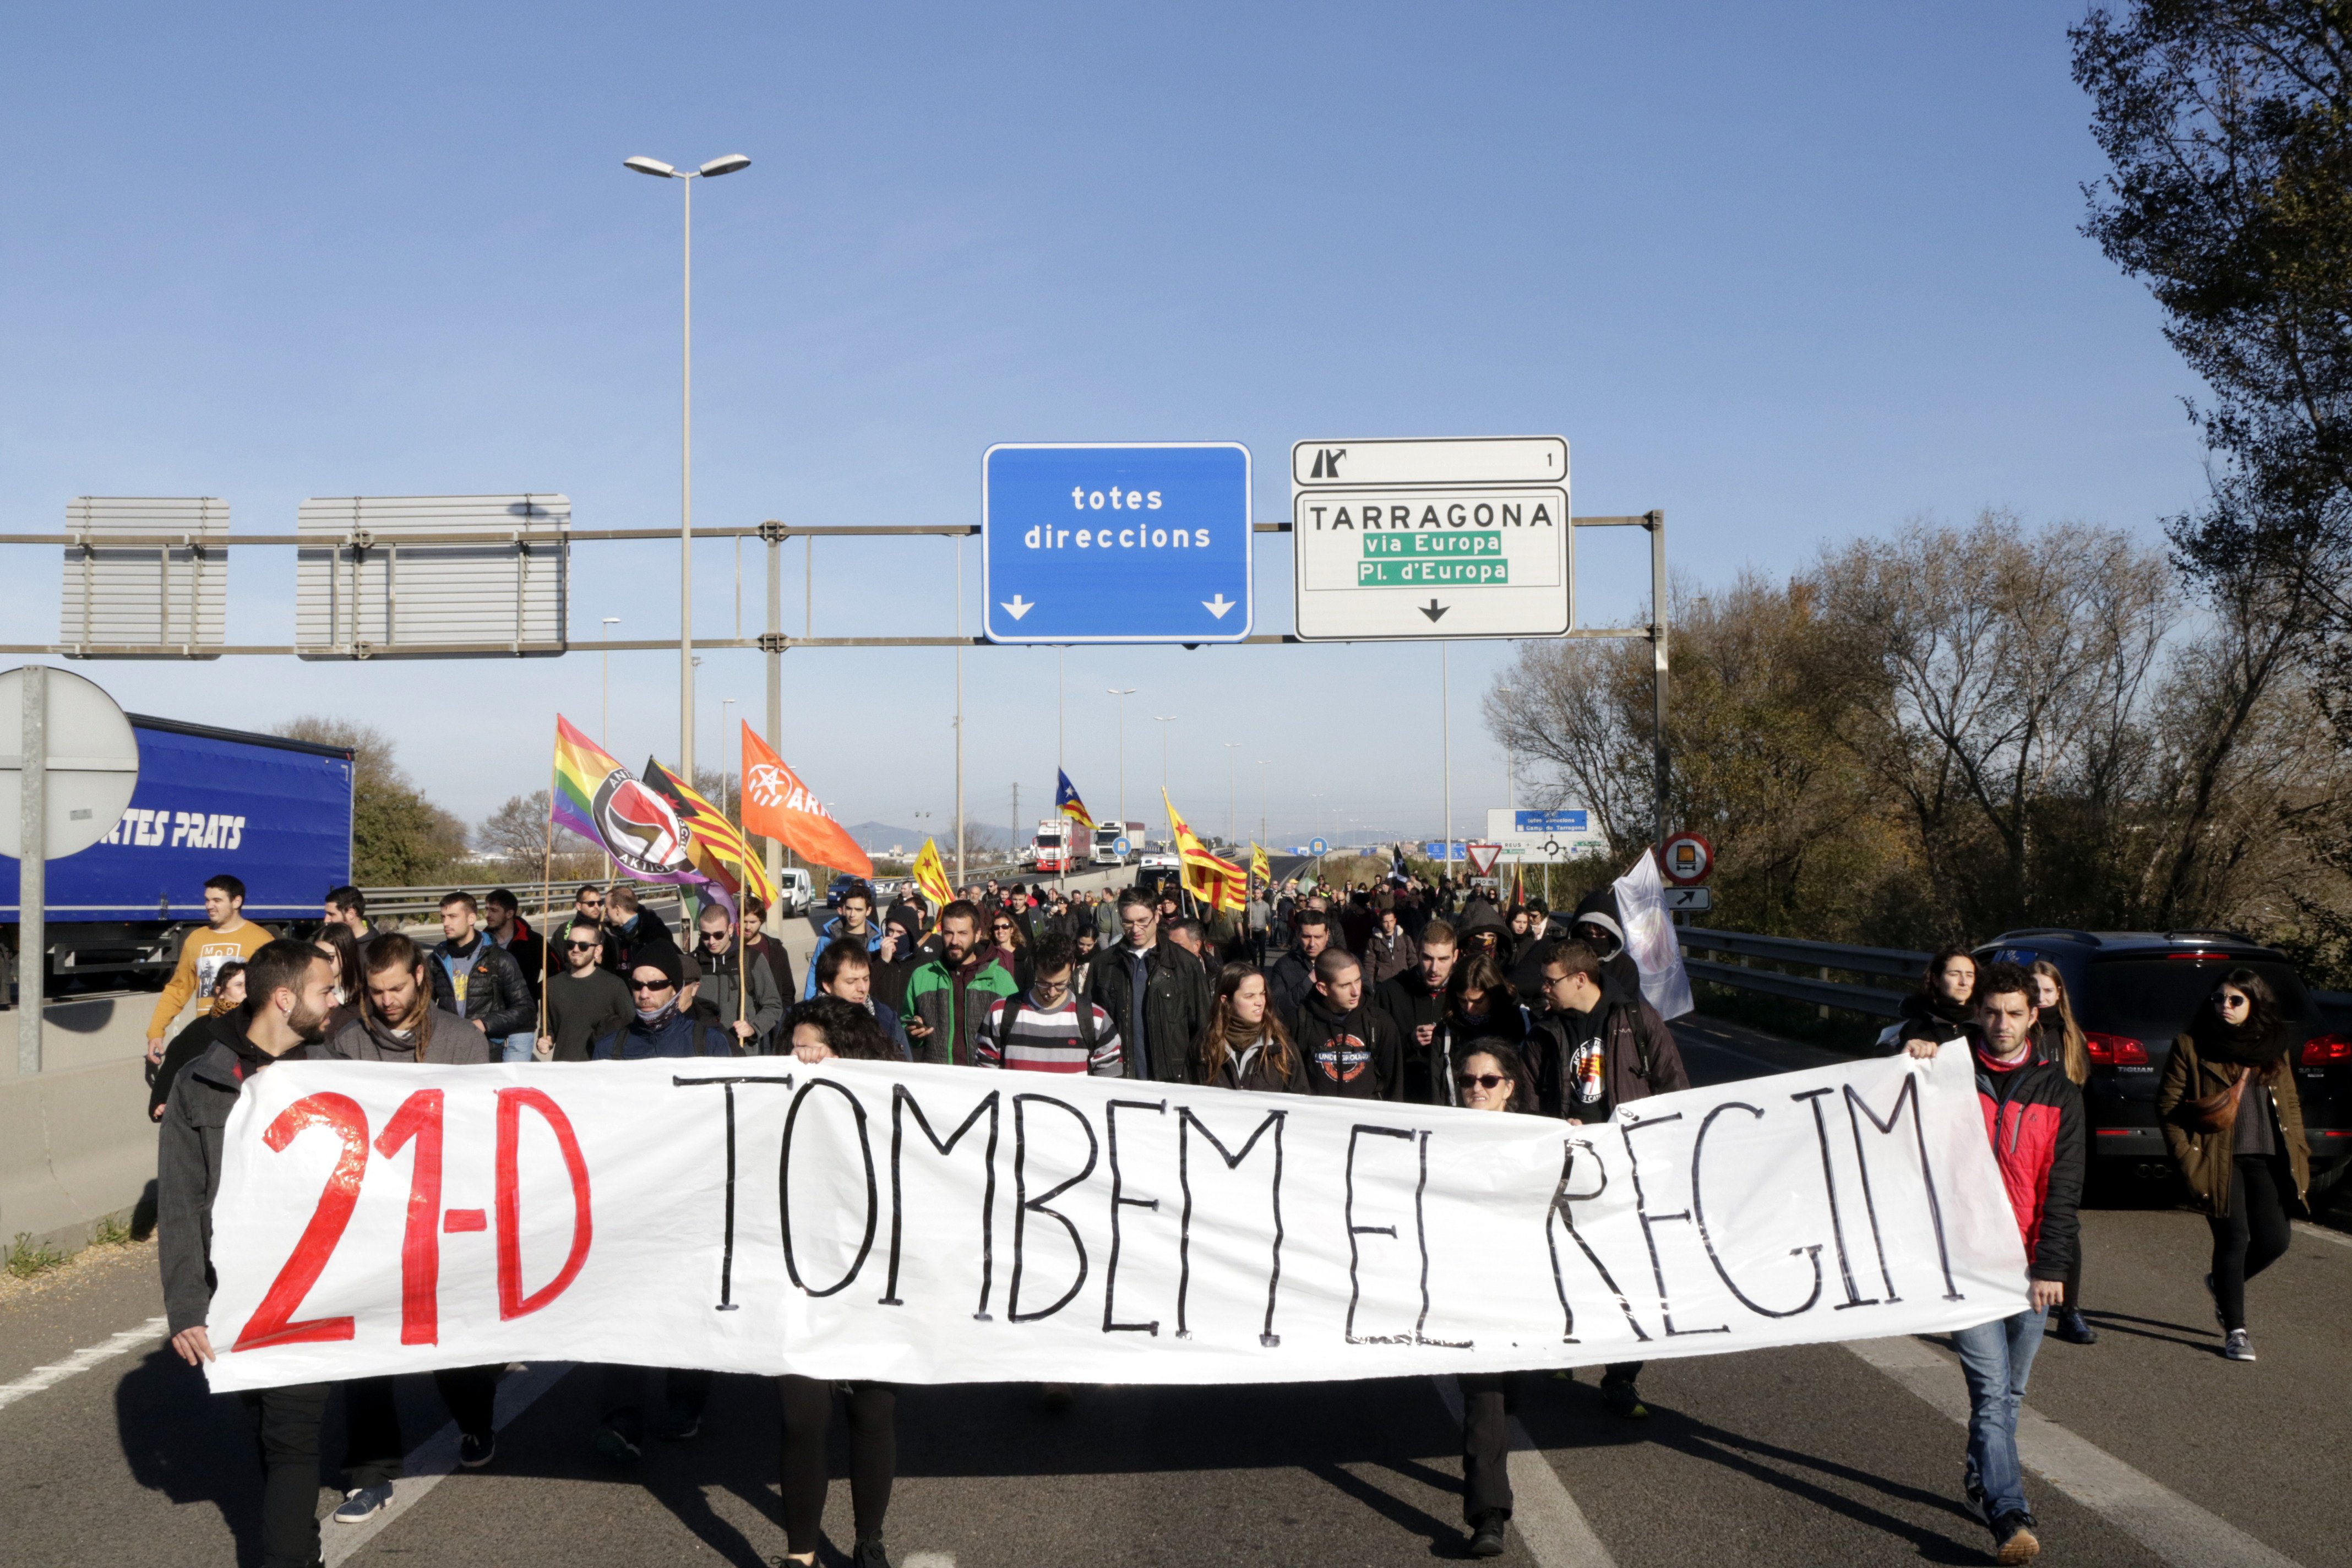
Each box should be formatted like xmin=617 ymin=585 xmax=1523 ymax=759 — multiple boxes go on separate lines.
xmin=4 ymin=715 xmax=354 ymax=994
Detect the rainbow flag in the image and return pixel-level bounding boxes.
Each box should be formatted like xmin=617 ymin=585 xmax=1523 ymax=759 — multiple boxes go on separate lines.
xmin=549 ymin=716 xmax=709 ymax=889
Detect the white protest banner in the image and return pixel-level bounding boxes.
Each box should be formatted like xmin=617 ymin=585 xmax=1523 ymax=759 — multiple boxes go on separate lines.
xmin=200 ymin=1048 xmax=2027 ymax=1392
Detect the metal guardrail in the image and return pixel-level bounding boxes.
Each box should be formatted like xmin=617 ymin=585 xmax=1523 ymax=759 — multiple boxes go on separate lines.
xmin=1676 ymin=927 xmax=1930 ymax=1020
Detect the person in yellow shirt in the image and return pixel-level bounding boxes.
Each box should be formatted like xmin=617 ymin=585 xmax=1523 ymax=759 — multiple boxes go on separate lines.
xmin=143 ymin=874 xmax=275 ymax=1064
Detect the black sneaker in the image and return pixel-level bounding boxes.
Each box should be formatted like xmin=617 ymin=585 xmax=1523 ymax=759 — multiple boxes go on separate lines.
xmin=593 ymin=1426 xmax=641 ymax=1466
xmin=853 ymin=1536 xmax=892 ymax=1568
xmin=658 ymin=1412 xmax=701 ymax=1441
xmin=458 ymin=1431 xmax=496 ymax=1469
xmin=1964 ymin=1474 xmax=1988 ymax=1523
xmin=1466 ymin=1512 xmax=1507 ymax=1558
xmin=1991 ymin=1510 xmax=2040 ymax=1564
xmin=1602 ymin=1381 xmax=1648 ymax=1420
xmin=2051 ymin=1308 xmax=2098 ymax=1345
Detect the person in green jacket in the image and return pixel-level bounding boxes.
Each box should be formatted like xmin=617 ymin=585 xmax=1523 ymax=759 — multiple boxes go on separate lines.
xmin=901 ymin=900 xmax=1017 ymax=1065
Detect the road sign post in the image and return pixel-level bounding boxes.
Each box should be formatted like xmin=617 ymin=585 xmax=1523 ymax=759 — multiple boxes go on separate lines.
xmin=982 ymin=443 xmax=1253 ymax=643
xmin=1291 ymin=437 xmax=1569 ymax=640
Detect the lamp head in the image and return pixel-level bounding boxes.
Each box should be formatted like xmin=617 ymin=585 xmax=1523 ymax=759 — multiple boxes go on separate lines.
xmin=698 ymin=154 xmax=752 ymax=178
xmin=623 ymin=156 xmax=678 ymax=178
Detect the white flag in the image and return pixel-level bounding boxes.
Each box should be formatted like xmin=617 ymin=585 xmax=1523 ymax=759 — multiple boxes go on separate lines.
xmin=1614 ymin=849 xmax=1695 ymax=1020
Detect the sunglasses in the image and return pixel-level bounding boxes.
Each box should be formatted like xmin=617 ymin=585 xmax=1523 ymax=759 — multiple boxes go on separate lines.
xmin=565 ymin=940 xmax=599 ymax=952
xmin=627 ymin=978 xmax=675 ymax=994
xmin=1457 ymin=1072 xmax=1510 ymax=1091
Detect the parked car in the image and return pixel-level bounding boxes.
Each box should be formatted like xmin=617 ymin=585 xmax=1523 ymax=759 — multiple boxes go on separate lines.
xmin=1975 ymin=929 xmax=2351 ymax=1191
xmin=771 ymin=868 xmax=814 ymax=917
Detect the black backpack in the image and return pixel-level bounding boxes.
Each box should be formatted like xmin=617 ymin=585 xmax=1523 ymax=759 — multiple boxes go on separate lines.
xmin=992 ymin=990 xmax=1098 ymax=1061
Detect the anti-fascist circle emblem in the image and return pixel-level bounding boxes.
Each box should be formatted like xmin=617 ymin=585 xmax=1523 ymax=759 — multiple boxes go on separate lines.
xmin=591 ymin=769 xmax=695 ymax=878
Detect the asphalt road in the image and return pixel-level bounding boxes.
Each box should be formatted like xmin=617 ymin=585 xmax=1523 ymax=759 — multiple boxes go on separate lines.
xmin=5 ymin=1014 xmax=2346 ymax=1568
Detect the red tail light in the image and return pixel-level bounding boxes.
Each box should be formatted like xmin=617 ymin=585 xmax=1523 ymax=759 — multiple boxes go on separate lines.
xmin=2084 ymin=1031 xmax=2148 ymax=1066
xmin=2302 ymin=1033 xmax=2352 ymax=1066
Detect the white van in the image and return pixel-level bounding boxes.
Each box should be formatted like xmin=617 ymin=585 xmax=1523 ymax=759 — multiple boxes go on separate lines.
xmin=771 ymin=867 xmax=814 ymax=917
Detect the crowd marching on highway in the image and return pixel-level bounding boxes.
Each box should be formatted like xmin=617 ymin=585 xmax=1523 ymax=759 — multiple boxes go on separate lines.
xmin=133 ymin=861 xmax=2317 ymax=1568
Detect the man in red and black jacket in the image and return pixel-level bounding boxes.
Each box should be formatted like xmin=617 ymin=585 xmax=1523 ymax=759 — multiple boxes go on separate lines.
xmin=1908 ymin=960 xmax=2083 ymax=1567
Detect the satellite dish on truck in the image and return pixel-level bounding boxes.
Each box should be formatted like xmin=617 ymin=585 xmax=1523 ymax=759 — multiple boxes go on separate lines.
xmin=3 ymin=665 xmax=140 ymax=1074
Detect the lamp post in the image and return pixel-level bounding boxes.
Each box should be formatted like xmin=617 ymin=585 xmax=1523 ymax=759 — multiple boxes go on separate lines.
xmin=1223 ymin=741 xmax=1242 ymax=848
xmin=1107 ymin=688 xmax=1136 ymax=830
xmin=1257 ymin=759 xmax=1270 ymax=847
xmin=601 ymin=617 xmax=620 ymax=745
xmin=1152 ymin=716 xmax=1175 ymax=845
xmin=1498 ymin=683 xmax=1515 ymax=812
xmin=720 ymin=698 xmax=736 ymax=820
xmin=623 ymin=150 xmax=752 ymax=782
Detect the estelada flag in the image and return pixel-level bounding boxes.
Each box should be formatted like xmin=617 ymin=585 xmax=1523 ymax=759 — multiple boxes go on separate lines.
xmin=738 ymin=722 xmax=873 ymax=878
xmin=641 ymin=757 xmax=776 ymax=911
xmin=1055 ymin=769 xmax=1097 ymax=832
xmin=1163 ymin=788 xmax=1246 ymax=913
xmin=909 ymin=838 xmax=954 ymax=911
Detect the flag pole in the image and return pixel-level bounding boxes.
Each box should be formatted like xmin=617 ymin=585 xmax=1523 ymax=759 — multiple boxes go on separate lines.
xmin=538 ymin=755 xmax=556 ymax=1048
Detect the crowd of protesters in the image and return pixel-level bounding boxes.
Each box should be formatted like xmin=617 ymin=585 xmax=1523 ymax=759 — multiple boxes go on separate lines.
xmin=139 ymin=855 xmax=2318 ymax=1568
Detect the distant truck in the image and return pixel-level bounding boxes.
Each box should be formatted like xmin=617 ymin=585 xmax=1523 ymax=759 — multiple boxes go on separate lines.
xmin=1032 ymin=819 xmax=1077 ymax=874
xmin=1091 ymin=820 xmax=1146 ymax=867
xmin=3 ymin=715 xmax=355 ymax=996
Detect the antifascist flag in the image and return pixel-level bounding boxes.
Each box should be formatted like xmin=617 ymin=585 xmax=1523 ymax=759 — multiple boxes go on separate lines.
xmin=738 ymin=723 xmax=873 ymax=878
xmin=549 ymin=716 xmax=709 ymax=891
xmin=640 ymin=758 xmax=776 ymax=912
xmin=910 ymin=838 xmax=954 ymax=911
xmin=1055 ymin=770 xmax=1097 ymax=832
xmin=1163 ymin=788 xmax=1246 ymax=913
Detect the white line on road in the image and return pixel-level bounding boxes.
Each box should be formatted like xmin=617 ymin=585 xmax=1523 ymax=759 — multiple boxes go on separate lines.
xmin=1846 ymin=1336 xmax=2301 ymax=1568
xmin=0 ymin=1315 xmax=168 ymax=1414
xmin=322 ymin=1362 xmax=573 ymax=1568
xmin=1432 ymin=1376 xmax=1618 ymax=1568
xmin=2291 ymin=1220 xmax=2352 ymax=1250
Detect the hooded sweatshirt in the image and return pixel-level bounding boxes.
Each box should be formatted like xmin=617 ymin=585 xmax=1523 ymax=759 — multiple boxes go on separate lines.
xmin=1294 ymin=990 xmax=1404 ymax=1100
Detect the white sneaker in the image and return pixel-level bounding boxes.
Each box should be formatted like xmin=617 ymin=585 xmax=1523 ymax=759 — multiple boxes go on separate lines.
xmin=2224 ymin=1328 xmax=2257 ymax=1362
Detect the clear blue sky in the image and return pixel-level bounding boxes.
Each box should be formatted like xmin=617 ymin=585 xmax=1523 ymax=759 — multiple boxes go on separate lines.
xmin=0 ymin=1 xmax=2202 ymax=852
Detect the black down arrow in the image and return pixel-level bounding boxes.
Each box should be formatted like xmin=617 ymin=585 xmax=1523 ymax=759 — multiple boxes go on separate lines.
xmin=1418 ymin=599 xmax=1449 ymax=622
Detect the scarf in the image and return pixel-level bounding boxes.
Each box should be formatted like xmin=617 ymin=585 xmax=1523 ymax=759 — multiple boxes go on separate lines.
xmin=635 ymin=999 xmax=680 ymax=1029
xmin=2192 ymin=1008 xmax=2285 ymax=1068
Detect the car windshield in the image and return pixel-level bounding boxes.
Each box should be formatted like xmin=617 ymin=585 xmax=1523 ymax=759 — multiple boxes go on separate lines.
xmin=2080 ymin=955 xmax=2312 ymax=1041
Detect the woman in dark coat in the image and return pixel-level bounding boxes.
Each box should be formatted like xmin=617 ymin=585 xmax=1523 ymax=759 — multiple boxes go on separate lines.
xmin=2157 ymin=969 xmax=2310 ymax=1363
xmin=1194 ymin=962 xmax=1307 ymax=1092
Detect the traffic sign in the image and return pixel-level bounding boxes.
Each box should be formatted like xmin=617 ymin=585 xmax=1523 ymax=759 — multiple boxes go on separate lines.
xmin=1663 ymin=886 xmax=1713 ymax=913
xmin=982 ymin=443 xmax=1252 ymax=644
xmin=1465 ymin=842 xmax=1502 ymax=875
xmin=0 ymin=666 xmax=139 ymax=860
xmin=1423 ymin=841 xmax=1468 ymax=862
xmin=1309 ymin=837 xmax=1327 ymax=855
xmin=1113 ymin=836 xmax=1131 ymax=857
xmin=1483 ymin=807 xmax=1605 ymax=864
xmin=1291 ymin=436 xmax=1569 ymax=641
xmin=1661 ymin=831 xmax=1714 ymax=885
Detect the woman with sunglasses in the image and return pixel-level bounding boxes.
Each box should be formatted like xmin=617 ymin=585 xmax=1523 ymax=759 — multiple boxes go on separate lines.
xmin=2158 ymin=968 xmax=2311 ymax=1362
xmin=1451 ymin=1041 xmax=1537 ymax=1559
xmin=983 ymin=910 xmax=1033 ymax=993
xmin=780 ymin=995 xmax=902 ymax=1568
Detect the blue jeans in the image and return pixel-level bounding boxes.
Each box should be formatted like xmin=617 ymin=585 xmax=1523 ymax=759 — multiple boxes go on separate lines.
xmin=499 ymin=1032 xmax=535 ymax=1063
xmin=1951 ymin=1307 xmax=2044 ymax=1523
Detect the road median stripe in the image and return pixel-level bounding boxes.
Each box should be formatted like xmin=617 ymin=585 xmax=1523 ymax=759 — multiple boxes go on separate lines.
xmin=1846 ymin=1336 xmax=2301 ymax=1568
xmin=0 ymin=1315 xmax=168 ymax=1414
xmin=1432 ymin=1375 xmax=1619 ymax=1568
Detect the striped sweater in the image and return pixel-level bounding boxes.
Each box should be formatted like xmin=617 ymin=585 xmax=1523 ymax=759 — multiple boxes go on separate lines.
xmin=977 ymin=992 xmax=1124 ymax=1075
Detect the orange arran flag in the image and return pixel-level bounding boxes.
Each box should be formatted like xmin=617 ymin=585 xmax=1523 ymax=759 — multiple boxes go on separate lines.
xmin=738 ymin=722 xmax=874 ymax=878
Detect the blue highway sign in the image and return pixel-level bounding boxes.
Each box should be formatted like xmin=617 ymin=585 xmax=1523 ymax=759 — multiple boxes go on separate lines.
xmin=983 ymin=443 xmax=1253 ymax=644
xmin=1515 ymin=809 xmax=1588 ymax=834
xmin=1309 ymin=837 xmax=1327 ymax=855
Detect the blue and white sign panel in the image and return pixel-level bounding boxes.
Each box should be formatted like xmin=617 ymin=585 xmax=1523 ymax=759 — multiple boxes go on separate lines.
xmin=1424 ymin=841 xmax=1467 ymax=861
xmin=1309 ymin=838 xmax=1327 ymax=855
xmin=1515 ymin=809 xmax=1588 ymax=834
xmin=983 ymin=443 xmax=1253 ymax=644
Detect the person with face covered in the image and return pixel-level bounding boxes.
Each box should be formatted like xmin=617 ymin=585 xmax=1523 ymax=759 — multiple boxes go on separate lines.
xmin=1564 ymin=888 xmax=1642 ymax=1000
xmin=316 ymin=932 xmax=501 ymax=1510
xmin=156 ymin=940 xmax=342 ymax=1568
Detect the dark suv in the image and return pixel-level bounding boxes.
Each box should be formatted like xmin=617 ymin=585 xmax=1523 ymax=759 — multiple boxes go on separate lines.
xmin=1975 ymin=929 xmax=2350 ymax=1191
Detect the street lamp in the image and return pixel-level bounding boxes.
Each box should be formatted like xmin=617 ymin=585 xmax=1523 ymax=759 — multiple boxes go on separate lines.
xmin=624 ymin=150 xmax=752 ymax=782
xmin=1257 ymin=759 xmax=1270 ymax=848
xmin=1152 ymin=716 xmax=1175 ymax=844
xmin=1498 ymin=683 xmax=1515 ymax=812
xmin=1107 ymin=688 xmax=1136 ymax=828
xmin=1223 ymin=741 xmax=1242 ymax=847
xmin=720 ymin=698 xmax=736 ymax=819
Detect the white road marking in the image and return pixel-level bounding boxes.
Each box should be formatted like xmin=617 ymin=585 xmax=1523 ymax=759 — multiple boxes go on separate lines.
xmin=2291 ymin=1220 xmax=2351 ymax=1250
xmin=0 ymin=1315 xmax=169 ymax=1414
xmin=902 ymin=1555 xmax=959 ymax=1568
xmin=322 ymin=1362 xmax=573 ymax=1567
xmin=1847 ymin=1336 xmax=2301 ymax=1568
xmin=1432 ymin=1376 xmax=1619 ymax=1568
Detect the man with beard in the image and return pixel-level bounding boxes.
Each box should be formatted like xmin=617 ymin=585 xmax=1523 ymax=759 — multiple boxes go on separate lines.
xmin=1377 ymin=919 xmax=1459 ymax=1104
xmin=157 ymin=940 xmax=342 ymax=1568
xmin=901 ymin=900 xmax=1017 ymax=1066
xmin=316 ymin=933 xmax=501 ymax=1507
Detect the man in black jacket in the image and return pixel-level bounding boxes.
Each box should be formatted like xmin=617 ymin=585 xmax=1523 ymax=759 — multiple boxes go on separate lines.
xmin=536 ymin=918 xmax=636 ymax=1061
xmin=427 ymin=892 xmax=536 ymax=1059
xmin=1524 ymin=939 xmax=1689 ymax=1419
xmin=1086 ymin=889 xmax=1209 ymax=1084
xmin=156 ymin=940 xmax=342 ymax=1568
xmin=1295 ymin=949 xmax=1404 ymax=1099
xmin=1267 ymin=907 xmax=1336 ymax=1034
xmin=1376 ymin=918 xmax=1458 ymax=1104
